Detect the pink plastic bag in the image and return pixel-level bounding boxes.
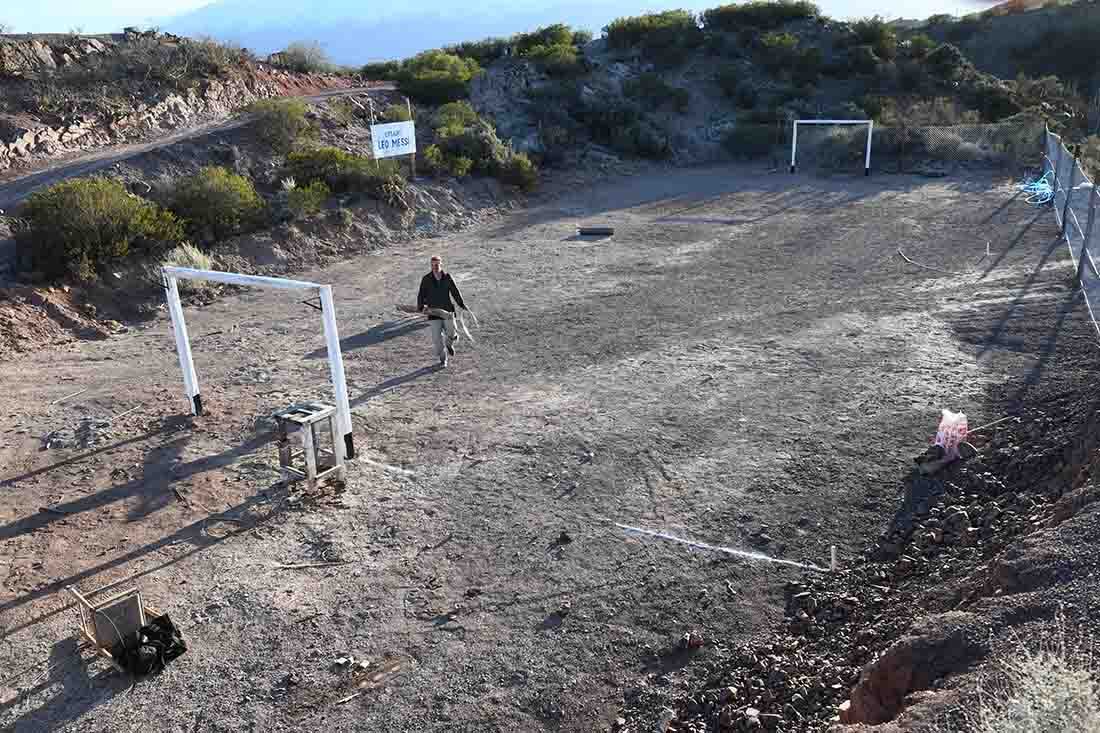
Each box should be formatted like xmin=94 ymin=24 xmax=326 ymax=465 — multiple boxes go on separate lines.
xmin=933 ymin=409 xmax=968 ymax=460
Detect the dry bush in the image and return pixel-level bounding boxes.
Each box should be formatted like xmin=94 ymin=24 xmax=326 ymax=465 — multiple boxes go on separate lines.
xmin=272 ymin=41 xmax=333 ymax=73
xmin=956 ymin=621 xmax=1100 ymax=733
xmin=158 ymin=243 xmax=213 ymax=294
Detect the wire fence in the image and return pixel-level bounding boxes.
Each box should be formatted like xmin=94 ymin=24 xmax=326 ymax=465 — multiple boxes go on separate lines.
xmin=877 ymin=119 xmax=1045 ymax=175
xmin=1045 ymin=129 xmax=1100 ymax=337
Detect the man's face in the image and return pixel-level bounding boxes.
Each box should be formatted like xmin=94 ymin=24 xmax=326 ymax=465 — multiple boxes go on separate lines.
xmin=431 ymin=258 xmax=442 ymax=274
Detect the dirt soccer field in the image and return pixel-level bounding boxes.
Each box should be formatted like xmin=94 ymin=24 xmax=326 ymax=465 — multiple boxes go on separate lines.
xmin=0 ymin=164 xmax=1092 ymax=732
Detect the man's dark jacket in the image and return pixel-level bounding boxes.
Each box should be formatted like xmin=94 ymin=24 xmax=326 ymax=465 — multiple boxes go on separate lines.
xmin=417 ymin=272 xmax=467 ymax=320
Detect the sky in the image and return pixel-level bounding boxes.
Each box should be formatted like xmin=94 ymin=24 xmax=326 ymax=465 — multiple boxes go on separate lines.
xmin=5 ymin=0 xmax=997 ymax=35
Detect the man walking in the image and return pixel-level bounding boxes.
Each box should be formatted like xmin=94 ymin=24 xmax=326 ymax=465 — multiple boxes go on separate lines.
xmin=417 ymin=255 xmax=468 ymax=368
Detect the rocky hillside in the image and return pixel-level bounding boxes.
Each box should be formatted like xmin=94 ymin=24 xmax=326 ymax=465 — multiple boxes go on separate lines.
xmin=391 ymin=7 xmax=1086 ymax=180
xmin=0 ymin=29 xmax=358 ymax=173
xmin=916 ymin=0 xmax=1100 ymax=107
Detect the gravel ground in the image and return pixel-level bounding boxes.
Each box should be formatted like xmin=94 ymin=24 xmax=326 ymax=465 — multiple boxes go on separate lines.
xmin=1 ymin=163 xmax=1091 ymax=732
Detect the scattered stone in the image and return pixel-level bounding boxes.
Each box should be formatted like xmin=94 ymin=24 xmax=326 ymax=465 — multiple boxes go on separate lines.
xmin=681 ymin=630 xmax=704 ymax=650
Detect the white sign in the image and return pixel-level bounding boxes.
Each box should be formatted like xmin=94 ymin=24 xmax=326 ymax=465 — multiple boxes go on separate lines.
xmin=370 ymin=121 xmax=416 ymax=159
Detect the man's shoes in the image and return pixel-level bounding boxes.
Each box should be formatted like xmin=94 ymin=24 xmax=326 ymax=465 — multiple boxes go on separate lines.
xmin=446 ymin=343 xmax=455 ymax=357
xmin=439 ymin=358 xmax=448 ymax=369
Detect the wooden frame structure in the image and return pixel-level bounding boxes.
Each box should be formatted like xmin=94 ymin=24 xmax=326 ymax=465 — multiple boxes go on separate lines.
xmin=67 ymin=585 xmax=150 ymax=674
xmin=275 ymin=402 xmax=346 ymax=489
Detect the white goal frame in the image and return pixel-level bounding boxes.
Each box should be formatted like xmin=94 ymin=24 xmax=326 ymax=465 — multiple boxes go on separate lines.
xmin=162 ymin=266 xmax=356 ymax=460
xmin=791 ymin=119 xmax=874 ymax=176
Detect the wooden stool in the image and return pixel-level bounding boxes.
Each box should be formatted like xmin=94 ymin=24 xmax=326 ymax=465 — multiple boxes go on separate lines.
xmin=274 ymin=402 xmax=346 ymax=490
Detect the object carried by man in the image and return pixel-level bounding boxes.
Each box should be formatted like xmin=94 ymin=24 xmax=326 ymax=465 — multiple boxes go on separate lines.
xmin=417 ymin=255 xmax=468 ymax=368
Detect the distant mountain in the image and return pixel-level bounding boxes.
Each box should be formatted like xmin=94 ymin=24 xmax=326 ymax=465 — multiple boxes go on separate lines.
xmin=163 ymin=0 xmax=717 ymax=64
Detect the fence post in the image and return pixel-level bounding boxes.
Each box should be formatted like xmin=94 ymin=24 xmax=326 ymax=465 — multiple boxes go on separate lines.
xmin=1051 ymin=139 xmax=1063 ymax=219
xmin=1078 ymin=185 xmax=1097 ymax=284
xmin=1061 ymin=148 xmax=1078 ymax=238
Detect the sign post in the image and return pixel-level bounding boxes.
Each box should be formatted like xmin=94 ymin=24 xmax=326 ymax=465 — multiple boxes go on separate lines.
xmin=406 ymin=97 xmax=417 ymax=180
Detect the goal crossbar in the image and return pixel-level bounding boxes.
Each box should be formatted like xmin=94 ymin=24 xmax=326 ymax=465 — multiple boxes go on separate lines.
xmin=162 ymin=266 xmax=356 ymax=460
xmin=791 ymin=119 xmax=873 ymax=176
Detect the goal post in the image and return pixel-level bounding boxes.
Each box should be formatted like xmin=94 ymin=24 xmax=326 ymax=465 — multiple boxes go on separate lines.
xmin=791 ymin=119 xmax=874 ymax=176
xmin=162 ymin=266 xmax=356 ymax=460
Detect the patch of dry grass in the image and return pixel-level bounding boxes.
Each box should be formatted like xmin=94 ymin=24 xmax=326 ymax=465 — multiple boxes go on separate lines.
xmin=958 ymin=619 xmax=1100 ymax=733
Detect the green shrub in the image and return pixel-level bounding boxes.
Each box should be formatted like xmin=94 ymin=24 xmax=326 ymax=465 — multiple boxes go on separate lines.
xmin=722 ymin=124 xmax=775 ymax=158
xmin=623 ymin=73 xmax=690 ymax=113
xmin=169 ymin=166 xmax=265 ymax=243
xmin=737 ymin=85 xmax=759 ymax=108
xmin=793 ymin=47 xmax=822 ymax=85
xmin=434 ymin=101 xmax=480 ymax=133
xmin=927 ymin=14 xmax=954 ymax=26
xmin=926 ymin=42 xmax=967 ymax=79
xmin=573 ymin=29 xmax=594 ymax=47
xmin=716 ymin=64 xmax=741 ymax=97
xmin=848 ymin=44 xmax=881 ymax=74
xmin=907 ymin=33 xmax=936 ymax=58
xmin=287 ymin=181 xmax=331 ymax=218
xmin=443 ymin=37 xmax=511 ymax=66
xmin=523 ymin=43 xmax=583 ymax=77
xmin=18 ymin=177 xmax=185 ymax=280
xmin=247 ymin=98 xmax=317 ymax=153
xmin=814 ymin=127 xmax=869 ymax=170
xmin=329 ymin=98 xmax=357 ymax=125
xmin=970 ymin=81 xmax=1021 ymax=122
xmin=852 ymin=16 xmax=897 ymax=60
xmin=272 ymin=41 xmax=333 ymax=73
xmin=436 ymin=121 xmax=509 ymax=174
xmin=285 ymin=147 xmax=407 ymax=205
xmin=495 ymin=152 xmax=538 ymax=192
xmin=396 ymin=50 xmax=481 ymax=105
xmin=611 ymin=121 xmax=671 ymax=159
xmin=759 ymin=32 xmax=801 ymax=71
xmin=604 ymin=10 xmax=703 ymax=66
xmin=897 ymin=60 xmax=927 ymax=92
xmin=383 ymin=103 xmax=412 ymax=122
xmin=702 ymin=1 xmax=819 ymax=31
xmin=361 ymin=60 xmax=401 ymax=79
xmin=515 ymin=24 xmax=574 ymax=54
xmin=425 ymin=144 xmax=474 ymax=177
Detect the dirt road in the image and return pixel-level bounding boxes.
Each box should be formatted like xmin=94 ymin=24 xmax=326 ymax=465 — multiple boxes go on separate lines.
xmin=0 ymin=163 xmax=1088 ymax=731
xmin=0 ymin=85 xmax=394 ymax=213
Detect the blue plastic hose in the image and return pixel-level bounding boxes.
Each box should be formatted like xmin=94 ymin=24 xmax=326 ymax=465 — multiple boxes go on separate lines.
xmin=1018 ymin=171 xmax=1054 ymax=206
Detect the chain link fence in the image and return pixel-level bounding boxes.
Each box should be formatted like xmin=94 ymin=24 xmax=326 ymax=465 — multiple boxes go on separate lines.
xmin=876 ymin=119 xmax=1045 ymax=174
xmin=1046 ymin=129 xmax=1100 ymax=337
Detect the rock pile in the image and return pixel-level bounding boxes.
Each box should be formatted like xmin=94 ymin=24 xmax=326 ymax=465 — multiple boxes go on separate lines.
xmin=622 ymin=397 xmax=1099 ymax=732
